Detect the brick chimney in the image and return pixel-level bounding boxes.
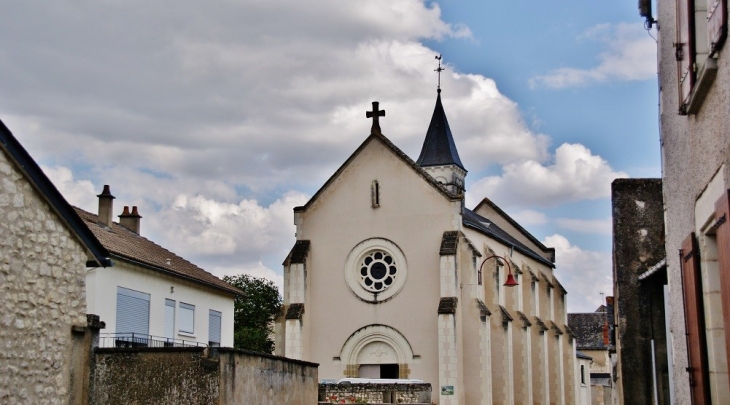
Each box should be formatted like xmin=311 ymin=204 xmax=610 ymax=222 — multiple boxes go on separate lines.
xmin=97 ymin=185 xmax=115 ymax=227
xmin=119 ymin=205 xmax=142 ymax=235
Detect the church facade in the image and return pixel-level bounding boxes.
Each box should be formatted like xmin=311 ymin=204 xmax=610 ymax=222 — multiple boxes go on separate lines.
xmin=276 ymin=93 xmax=580 ymax=404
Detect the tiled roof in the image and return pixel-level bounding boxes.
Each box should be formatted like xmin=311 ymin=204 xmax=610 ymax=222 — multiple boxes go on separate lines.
xmin=74 ymin=207 xmax=241 ymax=296
xmin=416 ymin=91 xmax=465 ymax=171
xmin=567 ymin=312 xmax=613 ymax=350
xmin=0 ymin=120 xmax=112 ymax=267
xmin=462 ymin=208 xmax=554 ymax=268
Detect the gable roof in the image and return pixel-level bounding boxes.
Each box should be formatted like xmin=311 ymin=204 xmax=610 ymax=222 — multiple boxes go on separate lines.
xmin=74 ymin=207 xmax=242 ymax=296
xmin=294 ymin=131 xmax=461 ymax=212
xmin=462 ymin=208 xmax=555 ymax=268
xmin=416 ymin=91 xmax=465 ymax=171
xmin=473 ymin=197 xmax=554 ymax=259
xmin=0 ymin=119 xmax=112 ymax=267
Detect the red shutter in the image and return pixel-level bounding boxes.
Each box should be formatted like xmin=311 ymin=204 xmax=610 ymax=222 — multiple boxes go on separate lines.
xmin=676 ymin=0 xmax=696 ymax=111
xmin=714 ymin=190 xmax=730 ymax=382
xmin=708 ymin=0 xmax=728 ymax=54
xmin=680 ymin=233 xmax=710 ymax=404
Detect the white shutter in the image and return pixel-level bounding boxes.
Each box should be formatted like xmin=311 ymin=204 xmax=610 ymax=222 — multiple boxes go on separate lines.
xmin=209 ymin=310 xmax=222 ymax=346
xmin=164 ymin=299 xmax=175 ymax=339
xmin=116 ymin=287 xmax=150 ymax=338
xmin=179 ymin=302 xmax=195 ymax=334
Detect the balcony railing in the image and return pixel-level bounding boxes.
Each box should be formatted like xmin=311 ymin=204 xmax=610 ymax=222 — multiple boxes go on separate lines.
xmin=98 ymin=332 xmax=208 ymax=349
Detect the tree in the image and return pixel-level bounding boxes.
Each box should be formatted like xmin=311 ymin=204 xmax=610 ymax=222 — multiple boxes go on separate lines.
xmin=223 ymin=274 xmax=282 ymax=353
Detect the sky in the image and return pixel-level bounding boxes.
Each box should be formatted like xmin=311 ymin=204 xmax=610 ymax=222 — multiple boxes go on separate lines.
xmin=0 ymin=0 xmax=659 ymax=312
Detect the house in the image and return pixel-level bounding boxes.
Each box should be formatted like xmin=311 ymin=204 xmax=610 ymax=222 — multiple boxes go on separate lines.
xmin=275 ymin=92 xmax=581 ymax=404
xmin=632 ymin=0 xmax=730 ymax=403
xmin=568 ymin=297 xmax=617 ymax=405
xmin=0 ymin=119 xmax=112 ymax=404
xmin=77 ymin=186 xmax=242 ymax=348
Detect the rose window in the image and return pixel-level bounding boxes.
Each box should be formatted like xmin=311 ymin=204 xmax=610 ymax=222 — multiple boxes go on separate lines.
xmin=359 ymin=251 xmax=397 ymax=292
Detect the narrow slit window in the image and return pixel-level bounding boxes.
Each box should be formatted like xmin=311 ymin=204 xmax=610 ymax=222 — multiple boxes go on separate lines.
xmin=371 ymin=180 xmax=380 ymax=208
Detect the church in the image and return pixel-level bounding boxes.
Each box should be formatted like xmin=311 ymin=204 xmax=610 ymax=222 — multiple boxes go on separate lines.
xmin=276 ymin=88 xmax=580 ymax=404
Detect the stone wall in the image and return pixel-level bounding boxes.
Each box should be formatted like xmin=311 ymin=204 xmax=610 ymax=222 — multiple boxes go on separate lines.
xmin=318 ymin=382 xmax=432 ymax=404
xmin=612 ymin=178 xmax=668 ymax=404
xmin=0 ymin=149 xmax=89 ymax=404
xmin=91 ymin=347 xmax=318 ymax=404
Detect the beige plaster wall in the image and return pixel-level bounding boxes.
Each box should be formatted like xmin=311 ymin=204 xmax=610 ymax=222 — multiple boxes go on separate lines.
xmin=0 ymin=149 xmax=89 ymax=404
xmin=657 ymin=0 xmax=730 ymax=402
xmin=295 ymin=138 xmax=458 ymax=388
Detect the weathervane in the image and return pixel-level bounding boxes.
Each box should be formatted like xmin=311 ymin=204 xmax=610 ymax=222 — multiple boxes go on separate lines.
xmin=435 ymin=55 xmax=445 ymax=92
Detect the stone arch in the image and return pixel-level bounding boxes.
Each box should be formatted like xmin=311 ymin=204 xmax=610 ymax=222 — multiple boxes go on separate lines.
xmin=339 ymin=324 xmax=415 ymax=378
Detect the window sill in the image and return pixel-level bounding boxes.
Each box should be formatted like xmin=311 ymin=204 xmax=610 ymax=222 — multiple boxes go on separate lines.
xmin=684 ymin=58 xmax=719 ymax=115
xmin=178 ymin=332 xmax=196 ymax=338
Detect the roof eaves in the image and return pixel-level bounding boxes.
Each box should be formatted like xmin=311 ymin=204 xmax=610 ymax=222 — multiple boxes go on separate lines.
xmin=110 ymin=252 xmax=242 ymax=296
xmin=0 ymin=120 xmax=112 ymax=267
xmin=462 ymin=218 xmax=554 ymax=268
xmin=473 ymin=197 xmax=552 ymax=254
xmin=294 ymin=132 xmax=461 ymax=213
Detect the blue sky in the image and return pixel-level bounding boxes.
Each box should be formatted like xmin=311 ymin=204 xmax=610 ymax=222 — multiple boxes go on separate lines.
xmin=0 ymin=0 xmax=658 ymax=312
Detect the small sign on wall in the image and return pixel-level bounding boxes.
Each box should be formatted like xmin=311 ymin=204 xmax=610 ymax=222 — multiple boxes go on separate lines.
xmin=441 ymin=385 xmax=454 ymax=395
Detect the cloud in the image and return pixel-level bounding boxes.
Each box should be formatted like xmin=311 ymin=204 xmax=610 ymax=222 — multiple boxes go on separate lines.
xmin=555 ymin=217 xmax=612 ymax=235
xmin=544 ymin=234 xmax=612 ymax=312
xmin=467 ymin=143 xmax=628 ymax=208
xmin=212 ymin=262 xmax=284 ymax=295
xmin=510 ymin=209 xmax=548 ymax=225
xmin=529 ymin=23 xmax=657 ymax=89
xmin=41 ymin=165 xmax=98 ymax=212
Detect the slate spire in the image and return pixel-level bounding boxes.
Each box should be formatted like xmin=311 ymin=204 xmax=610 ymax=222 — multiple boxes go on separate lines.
xmin=416 ymin=90 xmax=466 ymax=171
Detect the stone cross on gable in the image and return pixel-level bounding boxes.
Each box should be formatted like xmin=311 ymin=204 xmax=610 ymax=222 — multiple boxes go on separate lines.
xmin=366 ymin=101 xmax=385 ymax=134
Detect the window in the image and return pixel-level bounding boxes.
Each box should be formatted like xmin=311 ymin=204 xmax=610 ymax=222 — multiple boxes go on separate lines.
xmin=494 ymin=264 xmax=501 ymax=304
xmin=532 ymin=280 xmax=538 ymax=315
xmin=344 ymin=238 xmax=408 ymax=303
xmin=164 ymin=299 xmax=175 ymax=339
xmin=359 ymin=250 xmax=397 ymax=293
xmin=116 ymin=287 xmax=150 ymax=339
xmin=580 ymin=365 xmax=585 ymax=385
xmin=209 ymin=310 xmax=222 ymax=347
xmin=680 ymin=233 xmax=711 ymax=404
xmin=675 ymin=0 xmax=727 ymax=114
xmin=179 ymin=302 xmax=195 ymax=334
xmin=371 ymin=180 xmax=380 ymax=208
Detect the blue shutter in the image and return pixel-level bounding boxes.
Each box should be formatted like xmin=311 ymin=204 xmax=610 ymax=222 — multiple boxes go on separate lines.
xmin=164 ymin=299 xmax=175 ymax=339
xmin=116 ymin=287 xmax=150 ymax=338
xmin=209 ymin=310 xmax=222 ymax=346
xmin=179 ymin=302 xmax=195 ymax=334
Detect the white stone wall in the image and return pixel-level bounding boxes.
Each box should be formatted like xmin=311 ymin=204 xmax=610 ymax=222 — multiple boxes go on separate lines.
xmin=0 ymin=149 xmax=88 ymax=404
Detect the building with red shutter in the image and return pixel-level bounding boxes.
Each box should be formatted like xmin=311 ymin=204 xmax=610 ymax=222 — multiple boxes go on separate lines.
xmin=630 ymin=0 xmax=730 ymax=403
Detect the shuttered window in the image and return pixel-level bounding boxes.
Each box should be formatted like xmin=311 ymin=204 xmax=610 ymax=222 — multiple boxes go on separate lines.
xmin=714 ymin=190 xmax=730 ymax=380
xmin=164 ymin=299 xmax=175 ymax=339
xmin=708 ymin=0 xmax=728 ymax=53
xmin=680 ymin=233 xmax=710 ymax=404
xmin=209 ymin=310 xmax=222 ymax=347
xmin=179 ymin=302 xmax=195 ymax=334
xmin=676 ymin=0 xmax=696 ymax=111
xmin=115 ymin=287 xmax=150 ymax=338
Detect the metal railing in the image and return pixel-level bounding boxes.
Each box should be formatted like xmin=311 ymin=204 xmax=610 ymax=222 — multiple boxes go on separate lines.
xmin=98 ymin=333 xmax=208 ymax=349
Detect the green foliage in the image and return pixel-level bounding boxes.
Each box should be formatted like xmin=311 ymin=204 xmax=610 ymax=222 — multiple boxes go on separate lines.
xmin=223 ymin=274 xmax=282 ymax=353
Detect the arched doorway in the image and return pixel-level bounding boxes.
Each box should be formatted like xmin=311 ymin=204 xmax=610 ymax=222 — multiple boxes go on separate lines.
xmin=339 ymin=324 xmax=415 ymax=379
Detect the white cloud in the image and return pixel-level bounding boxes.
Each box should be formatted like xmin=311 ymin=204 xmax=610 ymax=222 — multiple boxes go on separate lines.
xmin=529 ymin=23 xmax=657 ymax=89
xmin=556 ymin=217 xmax=612 ymax=235
xmin=510 ymin=209 xmax=548 ymax=225
xmin=212 ymin=262 xmax=284 ymax=295
xmin=544 ymin=234 xmax=612 ymax=312
xmin=468 ymin=143 xmax=628 ymax=208
xmin=41 ymin=165 xmax=98 ymax=212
